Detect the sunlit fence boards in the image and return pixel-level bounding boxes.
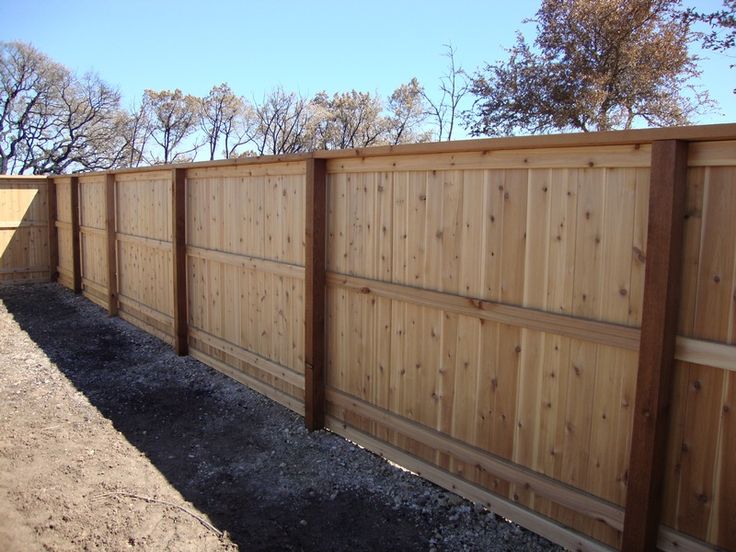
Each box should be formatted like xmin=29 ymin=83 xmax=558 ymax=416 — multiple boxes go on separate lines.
xmin=0 ymin=176 xmax=51 ymax=284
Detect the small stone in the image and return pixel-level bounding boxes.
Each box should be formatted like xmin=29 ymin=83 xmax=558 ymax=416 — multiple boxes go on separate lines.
xmin=299 ymin=519 xmax=307 ymax=526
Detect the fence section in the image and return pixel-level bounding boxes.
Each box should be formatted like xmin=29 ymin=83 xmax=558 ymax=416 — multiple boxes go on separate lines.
xmin=323 ymin=146 xmax=652 ymax=549
xmin=661 ymin=144 xmax=736 ymax=548
xmin=0 ymin=176 xmax=51 ymax=284
xmin=78 ymin=174 xmax=109 ymax=308
xmin=113 ymin=170 xmax=174 ymax=343
xmin=2 ymin=124 xmax=736 ymax=552
xmin=185 ymin=162 xmax=307 ymax=413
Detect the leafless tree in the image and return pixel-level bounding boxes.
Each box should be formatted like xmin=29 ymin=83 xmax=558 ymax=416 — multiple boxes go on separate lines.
xmin=116 ymin=100 xmax=153 ymax=168
xmin=143 ymin=88 xmax=201 ymax=164
xmin=199 ymin=83 xmax=253 ymax=160
xmin=248 ymin=87 xmax=313 ymax=155
xmin=1 ymin=42 xmax=129 ymax=174
xmin=421 ymin=44 xmax=469 ymax=141
xmin=387 ymin=78 xmax=431 ymax=145
xmin=311 ymin=90 xmax=385 ymax=149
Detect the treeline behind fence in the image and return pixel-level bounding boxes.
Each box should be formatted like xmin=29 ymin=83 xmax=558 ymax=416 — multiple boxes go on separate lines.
xmin=1 ymin=123 xmax=736 ymax=552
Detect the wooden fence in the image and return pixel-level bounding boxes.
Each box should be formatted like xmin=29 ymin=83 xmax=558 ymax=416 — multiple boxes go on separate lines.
xmin=1 ymin=123 xmax=736 ymax=551
xmin=0 ymin=176 xmax=52 ymax=283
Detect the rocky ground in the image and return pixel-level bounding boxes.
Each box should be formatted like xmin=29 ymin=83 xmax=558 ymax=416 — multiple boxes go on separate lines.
xmin=0 ymin=283 xmax=561 ymax=551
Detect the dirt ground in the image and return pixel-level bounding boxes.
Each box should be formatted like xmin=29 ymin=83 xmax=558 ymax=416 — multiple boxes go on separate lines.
xmin=0 ymin=283 xmax=561 ymax=552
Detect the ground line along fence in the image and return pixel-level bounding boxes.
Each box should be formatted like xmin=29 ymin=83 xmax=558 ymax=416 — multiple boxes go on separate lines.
xmin=1 ymin=122 xmax=736 ymax=551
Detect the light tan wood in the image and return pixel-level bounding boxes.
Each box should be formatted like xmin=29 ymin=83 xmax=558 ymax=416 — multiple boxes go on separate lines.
xmin=0 ymin=266 xmax=49 ymax=274
xmin=186 ymin=245 xmax=304 ymax=279
xmin=327 ymin=144 xmax=652 ymax=174
xmin=675 ymin=337 xmax=736 ymax=372
xmin=315 ymin=123 xmax=736 ymax=160
xmin=0 ymin=178 xmax=50 ymax=283
xmin=0 ymin=221 xmax=48 ymax=229
xmin=186 ymin=162 xmax=305 ymax=179
xmin=327 ymin=273 xmax=641 ymax=350
xmin=190 ymin=347 xmax=304 ymax=415
xmin=687 ymin=140 xmax=736 ymax=167
xmin=326 ymin=416 xmax=613 ymax=552
xmin=116 ymin=232 xmax=172 ymax=251
xmin=327 ymin=387 xmax=623 ymax=529
xmin=79 ymin=225 xmax=106 ymax=237
xmin=119 ymin=310 xmax=174 ymax=346
xmin=189 ymin=327 xmax=304 ymax=389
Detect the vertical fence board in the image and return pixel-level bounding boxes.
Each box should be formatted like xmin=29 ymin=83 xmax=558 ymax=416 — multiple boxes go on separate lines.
xmin=47 ymin=178 xmax=58 ymax=281
xmin=172 ymin=168 xmax=187 ymax=355
xmin=305 ymin=158 xmax=327 ymax=431
xmin=70 ymin=176 xmax=81 ymax=293
xmin=106 ymin=173 xmax=118 ymax=315
xmin=622 ymin=140 xmax=688 ymax=551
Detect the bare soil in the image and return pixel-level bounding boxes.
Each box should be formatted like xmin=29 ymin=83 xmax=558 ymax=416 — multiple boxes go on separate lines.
xmin=0 ymin=283 xmax=561 ymax=551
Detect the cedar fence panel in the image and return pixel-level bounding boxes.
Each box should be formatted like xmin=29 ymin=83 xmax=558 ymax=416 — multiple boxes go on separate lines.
xmin=78 ymin=174 xmax=109 ymax=308
xmin=0 ymin=176 xmax=51 ymax=283
xmin=185 ymin=162 xmax=307 ymax=414
xmin=114 ymin=170 xmax=175 ymax=343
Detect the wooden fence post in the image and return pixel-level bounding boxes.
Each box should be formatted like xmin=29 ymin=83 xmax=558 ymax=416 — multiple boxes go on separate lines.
xmin=47 ymin=177 xmax=58 ymax=282
xmin=304 ymin=157 xmax=327 ymax=431
xmin=69 ymin=175 xmax=82 ymax=293
xmin=172 ymin=168 xmax=188 ymax=356
xmin=105 ymin=173 xmax=118 ymax=315
xmin=622 ymin=140 xmax=688 ymax=551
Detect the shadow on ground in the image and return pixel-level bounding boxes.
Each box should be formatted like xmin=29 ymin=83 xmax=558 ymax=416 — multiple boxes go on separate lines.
xmin=0 ymin=284 xmax=439 ymax=551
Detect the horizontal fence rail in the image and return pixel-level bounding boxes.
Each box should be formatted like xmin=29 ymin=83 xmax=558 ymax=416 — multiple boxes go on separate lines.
xmin=2 ymin=123 xmax=736 ymax=552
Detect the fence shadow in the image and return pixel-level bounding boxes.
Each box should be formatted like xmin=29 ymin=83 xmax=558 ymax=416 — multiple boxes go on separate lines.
xmin=0 ymin=283 xmax=441 ymax=552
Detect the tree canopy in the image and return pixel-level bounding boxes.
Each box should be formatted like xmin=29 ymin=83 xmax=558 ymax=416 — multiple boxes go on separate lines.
xmin=0 ymin=42 xmax=128 ymax=174
xmin=466 ymin=0 xmax=711 ymax=135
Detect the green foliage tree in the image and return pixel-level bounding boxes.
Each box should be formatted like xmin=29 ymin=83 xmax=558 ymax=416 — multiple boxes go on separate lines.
xmin=466 ymin=0 xmax=711 ymax=136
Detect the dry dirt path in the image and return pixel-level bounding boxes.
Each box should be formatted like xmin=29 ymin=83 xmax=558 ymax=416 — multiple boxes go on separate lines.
xmin=0 ymin=283 xmax=560 ymax=551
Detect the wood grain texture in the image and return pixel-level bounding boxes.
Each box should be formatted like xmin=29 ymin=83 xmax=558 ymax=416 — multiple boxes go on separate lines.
xmin=305 ymin=158 xmax=327 ymax=430
xmin=47 ymin=178 xmax=58 ymax=282
xmin=70 ymin=176 xmax=82 ymax=293
xmin=172 ymin=169 xmax=187 ymax=355
xmin=622 ymin=140 xmax=688 ymax=551
xmin=106 ymin=174 xmax=118 ymax=315
xmin=0 ymin=177 xmax=50 ymax=283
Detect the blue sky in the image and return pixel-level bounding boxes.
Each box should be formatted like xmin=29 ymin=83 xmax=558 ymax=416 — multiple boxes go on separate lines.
xmin=2 ymin=0 xmax=734 ymax=140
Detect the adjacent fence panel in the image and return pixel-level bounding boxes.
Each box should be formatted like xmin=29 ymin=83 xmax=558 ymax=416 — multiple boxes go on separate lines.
xmin=324 ymin=147 xmax=653 ymax=549
xmin=54 ymin=177 xmax=75 ymax=290
xmin=0 ymin=176 xmax=50 ymax=283
xmin=185 ymin=162 xmax=307 ymax=414
xmin=114 ymin=170 xmax=174 ymax=343
xmin=78 ymin=174 xmax=109 ymax=308
xmin=660 ymin=142 xmax=736 ymax=550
